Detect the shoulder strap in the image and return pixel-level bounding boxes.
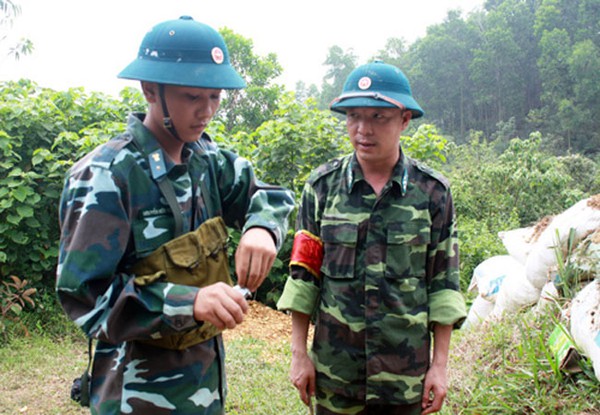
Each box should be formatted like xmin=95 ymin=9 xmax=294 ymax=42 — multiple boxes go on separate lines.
xmin=147 ymin=149 xmax=184 ymax=237
xmin=80 ymin=337 xmax=93 ymax=406
xmin=129 ymin=133 xmax=185 ymax=237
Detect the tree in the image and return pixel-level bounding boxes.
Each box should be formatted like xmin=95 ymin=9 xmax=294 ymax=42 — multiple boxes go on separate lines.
xmin=566 ymin=39 xmax=600 ymax=153
xmin=0 ymin=0 xmax=33 ymax=60
xmin=408 ymin=10 xmax=478 ymax=140
xmin=230 ymin=92 xmax=350 ymax=195
xmin=317 ymin=45 xmax=358 ymax=111
xmin=373 ymin=37 xmax=409 ymax=69
xmin=469 ymin=0 xmax=533 ymax=134
xmin=294 ymin=80 xmax=319 ymax=104
xmin=217 ymin=28 xmax=284 ymax=134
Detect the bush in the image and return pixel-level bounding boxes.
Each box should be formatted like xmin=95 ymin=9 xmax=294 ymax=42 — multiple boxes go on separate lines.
xmin=0 ymin=80 xmax=144 ymax=291
xmin=457 ymin=215 xmax=516 ymax=291
xmin=0 ymin=275 xmax=36 ymax=342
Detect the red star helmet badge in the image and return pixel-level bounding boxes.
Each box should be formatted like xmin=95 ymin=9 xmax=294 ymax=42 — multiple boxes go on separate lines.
xmin=211 ymin=47 xmax=224 ymax=64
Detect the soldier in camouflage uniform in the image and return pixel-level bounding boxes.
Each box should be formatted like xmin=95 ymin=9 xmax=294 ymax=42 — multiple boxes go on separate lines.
xmin=56 ymin=16 xmax=294 ymax=414
xmin=277 ymin=61 xmax=467 ymax=415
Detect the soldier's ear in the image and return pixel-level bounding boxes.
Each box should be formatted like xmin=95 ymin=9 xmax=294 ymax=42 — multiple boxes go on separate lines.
xmin=401 ymin=110 xmax=412 ymax=129
xmin=141 ymin=81 xmax=159 ymax=104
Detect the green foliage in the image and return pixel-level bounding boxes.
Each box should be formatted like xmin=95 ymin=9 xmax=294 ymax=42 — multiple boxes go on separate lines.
xmin=457 ymin=215 xmax=517 ymax=292
xmin=0 ymin=275 xmax=36 ymax=339
xmin=401 ymin=123 xmax=448 ymax=164
xmin=0 ymin=80 xmax=143 ymax=289
xmin=218 ymin=28 xmax=285 ymax=133
xmin=446 ymin=132 xmax=597 ymax=287
xmin=0 ymin=127 xmax=60 ymax=285
xmin=552 ymin=228 xmax=587 ymax=301
xmin=305 ymin=0 xmax=600 ymax=156
xmin=449 ymin=134 xmax=589 ymax=229
xmin=234 ymin=93 xmax=350 ymax=195
xmin=408 ymin=10 xmax=477 ymax=139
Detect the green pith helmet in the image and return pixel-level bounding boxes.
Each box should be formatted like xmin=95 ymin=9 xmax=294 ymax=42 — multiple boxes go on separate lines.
xmin=118 ymin=16 xmax=246 ymax=90
xmin=330 ymin=60 xmax=424 ymax=119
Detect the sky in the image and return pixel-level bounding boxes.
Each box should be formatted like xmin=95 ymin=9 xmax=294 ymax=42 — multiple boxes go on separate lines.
xmin=0 ymin=0 xmax=484 ymax=97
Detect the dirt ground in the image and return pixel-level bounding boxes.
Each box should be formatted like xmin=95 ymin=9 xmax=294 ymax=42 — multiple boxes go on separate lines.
xmin=223 ymin=300 xmax=303 ymax=344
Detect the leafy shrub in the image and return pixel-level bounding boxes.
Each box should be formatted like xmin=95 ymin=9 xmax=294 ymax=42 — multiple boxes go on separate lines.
xmin=229 ymin=93 xmax=350 ymax=196
xmin=457 ymin=215 xmax=519 ymax=291
xmin=449 ymin=134 xmax=593 ymax=228
xmin=401 ymin=123 xmax=449 ymax=165
xmin=0 ymin=275 xmax=36 ymax=340
xmin=0 ymin=80 xmax=144 ymax=291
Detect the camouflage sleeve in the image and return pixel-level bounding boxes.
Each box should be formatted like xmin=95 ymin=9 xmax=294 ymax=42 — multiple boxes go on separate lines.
xmin=212 ymin=148 xmax=295 ymax=251
xmin=277 ymin=181 xmax=320 ymax=315
xmin=56 ymin=164 xmax=200 ymax=343
xmin=426 ymin=187 xmax=467 ymax=329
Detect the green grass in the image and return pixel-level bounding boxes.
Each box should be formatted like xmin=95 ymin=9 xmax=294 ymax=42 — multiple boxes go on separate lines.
xmin=442 ymin=310 xmax=600 ymax=415
xmin=1 ymin=308 xmax=598 ymax=415
xmin=225 ymin=337 xmax=307 ymax=414
xmin=0 ymin=335 xmax=89 ymax=415
xmin=0 ymin=332 xmax=307 ymax=415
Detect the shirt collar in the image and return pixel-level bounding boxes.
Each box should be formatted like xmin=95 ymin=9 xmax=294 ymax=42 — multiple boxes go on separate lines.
xmin=127 ymin=113 xmax=162 ymax=155
xmin=127 ymin=113 xmax=184 ymax=177
xmin=347 ymin=147 xmax=409 ymax=196
xmin=127 ymin=112 xmax=197 ymax=169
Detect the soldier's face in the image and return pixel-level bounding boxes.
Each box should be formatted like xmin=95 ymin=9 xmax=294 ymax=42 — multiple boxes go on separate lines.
xmin=345 ymin=107 xmax=411 ymax=168
xmin=162 ymin=85 xmax=222 ymax=142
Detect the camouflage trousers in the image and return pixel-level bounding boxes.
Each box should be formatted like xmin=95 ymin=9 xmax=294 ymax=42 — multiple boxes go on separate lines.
xmin=315 ymin=387 xmax=422 ymax=415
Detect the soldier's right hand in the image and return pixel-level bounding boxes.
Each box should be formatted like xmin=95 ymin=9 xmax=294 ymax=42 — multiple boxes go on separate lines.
xmin=193 ymin=282 xmax=249 ymax=330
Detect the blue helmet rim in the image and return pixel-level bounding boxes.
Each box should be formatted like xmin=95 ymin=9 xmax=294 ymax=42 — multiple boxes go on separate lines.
xmin=330 ymin=91 xmax=424 ymax=119
xmin=118 ymin=58 xmax=246 ymax=89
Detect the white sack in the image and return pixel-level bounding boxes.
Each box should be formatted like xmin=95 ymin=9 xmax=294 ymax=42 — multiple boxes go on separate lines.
xmin=491 ymin=264 xmax=541 ymax=318
xmin=498 ymin=226 xmax=536 ymax=265
xmin=469 ymin=255 xmax=525 ymax=303
xmin=570 ymin=279 xmax=600 ymax=379
xmin=525 ymin=195 xmax=600 ymax=290
xmin=463 ymin=294 xmax=495 ymax=329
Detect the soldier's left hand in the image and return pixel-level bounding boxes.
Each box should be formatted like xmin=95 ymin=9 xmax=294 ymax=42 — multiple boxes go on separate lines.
xmin=235 ymin=227 xmax=277 ymax=292
xmin=421 ymin=363 xmax=447 ymax=414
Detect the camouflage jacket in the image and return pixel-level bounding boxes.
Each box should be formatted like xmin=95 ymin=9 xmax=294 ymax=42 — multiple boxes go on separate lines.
xmin=277 ymin=150 xmax=466 ymax=405
xmin=56 ymin=113 xmax=294 ymax=414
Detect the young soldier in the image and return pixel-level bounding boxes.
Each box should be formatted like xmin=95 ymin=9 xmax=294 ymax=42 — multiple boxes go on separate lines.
xmin=56 ymin=16 xmax=294 ymax=414
xmin=278 ymin=61 xmax=466 ymax=415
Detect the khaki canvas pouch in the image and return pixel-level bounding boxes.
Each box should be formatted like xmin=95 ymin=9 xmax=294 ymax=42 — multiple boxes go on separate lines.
xmin=131 ymin=216 xmax=232 ymax=349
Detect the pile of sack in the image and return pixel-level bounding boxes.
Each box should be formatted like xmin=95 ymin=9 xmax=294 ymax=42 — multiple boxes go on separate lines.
xmin=463 ymin=194 xmax=600 ymax=378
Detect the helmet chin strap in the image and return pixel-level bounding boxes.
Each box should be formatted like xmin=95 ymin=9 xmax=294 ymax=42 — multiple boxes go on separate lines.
xmin=158 ymin=84 xmax=184 ymax=143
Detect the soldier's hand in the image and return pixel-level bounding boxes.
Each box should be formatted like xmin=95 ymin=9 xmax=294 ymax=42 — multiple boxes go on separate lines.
xmin=290 ymin=350 xmax=316 ymax=406
xmin=235 ymin=227 xmax=277 ymax=292
xmin=421 ymin=363 xmax=448 ymax=414
xmin=193 ymin=282 xmax=249 ymax=330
